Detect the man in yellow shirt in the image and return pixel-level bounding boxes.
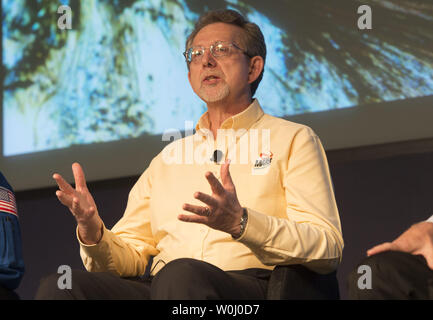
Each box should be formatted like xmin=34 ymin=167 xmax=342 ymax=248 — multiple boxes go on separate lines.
xmin=36 ymin=9 xmax=343 ymax=299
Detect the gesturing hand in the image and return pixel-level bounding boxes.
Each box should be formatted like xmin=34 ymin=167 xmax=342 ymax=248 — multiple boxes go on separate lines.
xmin=178 ymin=160 xmax=244 ymax=237
xmin=367 ymin=221 xmax=433 ymax=270
xmin=53 ymin=162 xmax=103 ymax=244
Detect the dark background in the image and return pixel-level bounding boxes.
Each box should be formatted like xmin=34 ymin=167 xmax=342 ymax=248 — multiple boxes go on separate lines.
xmin=12 ymin=137 xmax=433 ymax=300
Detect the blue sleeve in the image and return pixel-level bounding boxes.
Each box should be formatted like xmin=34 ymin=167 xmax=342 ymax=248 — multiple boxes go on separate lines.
xmin=0 ymin=212 xmax=25 ymax=290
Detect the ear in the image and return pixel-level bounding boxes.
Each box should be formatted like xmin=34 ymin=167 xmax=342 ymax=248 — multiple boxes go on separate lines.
xmin=188 ymin=70 xmax=192 ymax=87
xmin=248 ymin=56 xmax=264 ymax=84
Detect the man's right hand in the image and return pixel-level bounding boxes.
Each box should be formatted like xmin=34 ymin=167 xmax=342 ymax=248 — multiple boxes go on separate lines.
xmin=367 ymin=221 xmax=433 ymax=270
xmin=53 ymin=162 xmax=103 ymax=245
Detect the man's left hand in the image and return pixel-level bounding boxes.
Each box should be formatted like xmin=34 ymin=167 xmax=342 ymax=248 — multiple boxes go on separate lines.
xmin=178 ymin=160 xmax=244 ymax=237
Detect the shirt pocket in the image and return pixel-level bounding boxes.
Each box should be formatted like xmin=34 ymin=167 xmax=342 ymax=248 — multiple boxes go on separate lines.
xmin=235 ymin=163 xmax=283 ymax=213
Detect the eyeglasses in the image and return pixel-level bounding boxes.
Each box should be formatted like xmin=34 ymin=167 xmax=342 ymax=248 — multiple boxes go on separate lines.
xmin=183 ymin=41 xmax=250 ymax=64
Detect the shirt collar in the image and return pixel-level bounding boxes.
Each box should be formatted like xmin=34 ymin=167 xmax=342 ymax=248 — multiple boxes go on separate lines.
xmin=195 ymin=99 xmax=264 ymax=133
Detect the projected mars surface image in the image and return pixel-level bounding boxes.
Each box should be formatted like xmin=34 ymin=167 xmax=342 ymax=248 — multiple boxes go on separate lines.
xmin=3 ymin=0 xmax=433 ymax=156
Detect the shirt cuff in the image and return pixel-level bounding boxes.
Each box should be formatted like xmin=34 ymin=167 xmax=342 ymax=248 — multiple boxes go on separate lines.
xmin=76 ymin=223 xmax=104 ymax=246
xmin=235 ymin=207 xmax=270 ymax=248
xmin=76 ymin=223 xmax=113 ymax=259
xmin=426 ymin=215 xmax=433 ymax=224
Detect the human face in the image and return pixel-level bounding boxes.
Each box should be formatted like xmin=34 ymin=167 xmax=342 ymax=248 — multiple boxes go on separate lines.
xmin=188 ymin=23 xmax=252 ymax=105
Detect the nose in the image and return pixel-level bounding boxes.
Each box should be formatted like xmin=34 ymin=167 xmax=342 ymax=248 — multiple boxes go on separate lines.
xmin=201 ymin=49 xmax=216 ymax=68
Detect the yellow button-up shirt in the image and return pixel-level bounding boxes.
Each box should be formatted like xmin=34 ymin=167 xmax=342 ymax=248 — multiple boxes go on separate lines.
xmin=78 ymin=100 xmax=344 ymax=276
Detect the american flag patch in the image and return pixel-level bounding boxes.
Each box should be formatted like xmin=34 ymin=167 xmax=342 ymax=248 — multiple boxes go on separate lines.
xmin=0 ymin=186 xmax=18 ymax=217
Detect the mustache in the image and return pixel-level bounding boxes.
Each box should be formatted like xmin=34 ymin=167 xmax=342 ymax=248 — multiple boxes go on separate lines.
xmin=200 ymin=72 xmax=225 ymax=81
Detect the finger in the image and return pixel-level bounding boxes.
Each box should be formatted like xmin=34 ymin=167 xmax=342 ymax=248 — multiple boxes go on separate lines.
xmin=53 ymin=173 xmax=75 ymax=194
xmin=205 ymin=171 xmax=225 ymax=195
xmin=221 ymin=160 xmax=235 ymax=189
xmin=182 ymin=203 xmax=210 ymax=216
xmin=194 ymin=191 xmax=219 ymax=208
xmin=56 ymin=190 xmax=73 ymax=208
xmin=367 ymin=242 xmax=394 ymax=256
xmin=71 ymin=197 xmax=82 ymax=215
xmin=178 ymin=213 xmax=208 ymax=225
xmin=425 ymin=257 xmax=433 ymax=271
xmin=72 ymin=162 xmax=87 ymax=190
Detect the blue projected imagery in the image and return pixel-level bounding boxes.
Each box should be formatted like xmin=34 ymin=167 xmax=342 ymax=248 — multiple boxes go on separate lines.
xmin=3 ymin=0 xmax=433 ymax=156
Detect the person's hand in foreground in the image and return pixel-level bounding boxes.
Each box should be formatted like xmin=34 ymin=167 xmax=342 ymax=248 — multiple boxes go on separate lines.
xmin=367 ymin=221 xmax=433 ymax=270
xmin=179 ymin=160 xmax=244 ymax=238
xmin=53 ymin=162 xmax=103 ymax=245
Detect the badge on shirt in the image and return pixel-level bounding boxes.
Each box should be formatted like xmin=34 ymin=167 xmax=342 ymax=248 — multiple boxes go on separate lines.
xmin=0 ymin=186 xmax=18 ymax=217
xmin=251 ymin=152 xmax=273 ymax=175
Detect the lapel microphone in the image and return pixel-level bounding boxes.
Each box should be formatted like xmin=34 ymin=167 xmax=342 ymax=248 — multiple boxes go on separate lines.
xmin=211 ymin=150 xmax=224 ymax=164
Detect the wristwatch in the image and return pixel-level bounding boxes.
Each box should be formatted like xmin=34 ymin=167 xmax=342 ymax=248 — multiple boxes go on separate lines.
xmin=232 ymin=208 xmax=248 ymax=239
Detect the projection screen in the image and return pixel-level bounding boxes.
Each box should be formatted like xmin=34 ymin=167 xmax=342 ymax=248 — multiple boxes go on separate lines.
xmin=2 ymin=0 xmax=433 ymax=190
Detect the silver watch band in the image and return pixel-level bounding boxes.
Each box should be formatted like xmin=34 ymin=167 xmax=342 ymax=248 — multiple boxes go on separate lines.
xmin=232 ymin=208 xmax=248 ymax=239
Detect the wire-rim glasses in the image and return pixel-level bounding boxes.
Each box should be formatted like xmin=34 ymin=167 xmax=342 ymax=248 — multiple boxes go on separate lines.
xmin=183 ymin=41 xmax=250 ymax=64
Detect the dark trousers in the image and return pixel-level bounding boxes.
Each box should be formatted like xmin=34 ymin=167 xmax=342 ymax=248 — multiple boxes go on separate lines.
xmin=0 ymin=285 xmax=20 ymax=300
xmin=35 ymin=258 xmax=271 ymax=300
xmin=347 ymin=251 xmax=433 ymax=299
